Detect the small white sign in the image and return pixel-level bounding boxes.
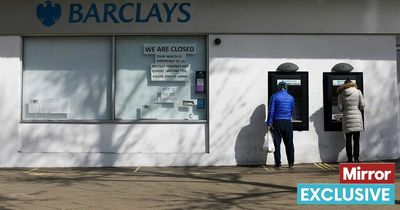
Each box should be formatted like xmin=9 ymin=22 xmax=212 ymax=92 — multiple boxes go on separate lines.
xmin=277 ymin=79 xmax=301 ymax=86
xmin=27 ymin=98 xmax=69 ymax=114
xmin=197 ymin=79 xmax=205 ymax=86
xmin=157 ymin=87 xmax=179 ymax=103
xmin=141 ymin=104 xmax=154 ymax=119
xmin=28 ymin=100 xmax=40 ymax=113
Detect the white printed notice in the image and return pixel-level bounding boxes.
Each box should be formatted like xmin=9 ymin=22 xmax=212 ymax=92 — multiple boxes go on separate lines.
xmin=155 ymin=54 xmax=187 ymax=64
xmin=27 ymin=98 xmax=69 ymax=113
xmin=151 ymin=64 xmax=190 ymax=81
xmin=144 ymin=43 xmax=196 ymax=81
xmin=157 ymin=87 xmax=179 ymax=103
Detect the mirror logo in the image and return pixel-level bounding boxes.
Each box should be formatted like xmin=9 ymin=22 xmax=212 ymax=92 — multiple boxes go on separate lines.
xmin=297 ymin=163 xmax=396 ymax=205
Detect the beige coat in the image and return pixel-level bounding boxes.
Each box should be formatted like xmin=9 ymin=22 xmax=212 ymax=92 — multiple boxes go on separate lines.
xmin=337 ymin=83 xmax=365 ymax=133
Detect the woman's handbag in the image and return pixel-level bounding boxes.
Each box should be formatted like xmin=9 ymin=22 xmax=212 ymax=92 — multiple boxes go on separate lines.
xmin=263 ymin=131 xmax=275 ymax=153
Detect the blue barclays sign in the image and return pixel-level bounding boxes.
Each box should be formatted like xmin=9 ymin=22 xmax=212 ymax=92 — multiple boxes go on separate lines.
xmin=36 ymin=1 xmax=191 ymax=27
xmin=36 ymin=1 xmax=62 ymax=27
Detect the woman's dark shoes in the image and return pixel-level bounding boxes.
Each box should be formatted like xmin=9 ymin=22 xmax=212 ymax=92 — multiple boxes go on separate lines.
xmin=346 ymin=160 xmax=353 ymax=163
xmin=354 ymin=159 xmax=360 ymax=163
xmin=289 ymin=163 xmax=294 ymax=168
xmin=274 ymin=163 xmax=281 ymax=168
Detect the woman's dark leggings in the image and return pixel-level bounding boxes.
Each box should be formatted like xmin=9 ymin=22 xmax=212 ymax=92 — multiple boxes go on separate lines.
xmin=345 ymin=132 xmax=360 ymax=161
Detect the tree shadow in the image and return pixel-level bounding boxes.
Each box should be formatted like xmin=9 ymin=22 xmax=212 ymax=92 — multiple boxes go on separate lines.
xmin=2 ymin=166 xmax=300 ymax=209
xmin=310 ymin=107 xmax=345 ymax=162
xmin=234 ymin=105 xmax=267 ymax=165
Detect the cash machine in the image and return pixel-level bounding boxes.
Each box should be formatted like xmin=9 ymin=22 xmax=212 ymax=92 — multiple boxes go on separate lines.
xmin=268 ymin=63 xmax=309 ymax=131
xmin=323 ymin=63 xmax=363 ymax=131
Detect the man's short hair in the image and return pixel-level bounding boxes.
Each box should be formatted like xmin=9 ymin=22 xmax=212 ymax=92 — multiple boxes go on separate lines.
xmin=278 ymin=81 xmax=287 ymax=90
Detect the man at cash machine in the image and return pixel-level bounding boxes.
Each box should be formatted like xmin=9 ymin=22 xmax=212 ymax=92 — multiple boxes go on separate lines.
xmin=267 ymin=81 xmax=295 ymax=168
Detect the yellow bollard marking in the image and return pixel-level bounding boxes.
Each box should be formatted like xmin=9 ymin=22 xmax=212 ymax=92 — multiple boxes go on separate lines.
xmin=319 ymin=163 xmax=334 ymax=170
xmin=189 ymin=172 xmax=201 ymax=175
xmin=25 ymin=168 xmax=59 ymax=176
xmin=133 ymin=167 xmax=141 ymax=173
xmin=322 ymin=163 xmax=336 ymax=170
xmin=28 ymin=172 xmax=48 ymax=176
xmin=27 ymin=168 xmax=39 ymax=172
xmin=314 ymin=163 xmax=328 ymax=171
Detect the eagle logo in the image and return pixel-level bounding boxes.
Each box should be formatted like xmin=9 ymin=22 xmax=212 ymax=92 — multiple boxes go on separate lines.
xmin=36 ymin=1 xmax=61 ymax=27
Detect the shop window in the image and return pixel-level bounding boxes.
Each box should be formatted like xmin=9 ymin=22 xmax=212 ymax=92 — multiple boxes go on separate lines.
xmin=22 ymin=37 xmax=112 ymax=120
xmin=22 ymin=36 xmax=207 ymax=122
xmin=115 ymin=36 xmax=207 ymax=121
xmin=397 ymin=48 xmax=400 ymax=85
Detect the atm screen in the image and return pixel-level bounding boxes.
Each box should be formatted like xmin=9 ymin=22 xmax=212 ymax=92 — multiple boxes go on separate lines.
xmin=288 ymin=85 xmax=303 ymax=123
xmin=331 ymin=80 xmax=356 ymax=122
xmin=331 ymin=84 xmax=342 ymax=122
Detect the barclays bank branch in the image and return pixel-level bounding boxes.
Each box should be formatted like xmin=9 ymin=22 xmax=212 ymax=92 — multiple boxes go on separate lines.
xmin=0 ymin=0 xmax=399 ymax=167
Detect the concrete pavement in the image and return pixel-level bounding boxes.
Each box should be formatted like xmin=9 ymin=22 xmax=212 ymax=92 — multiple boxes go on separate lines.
xmin=0 ymin=161 xmax=399 ymax=210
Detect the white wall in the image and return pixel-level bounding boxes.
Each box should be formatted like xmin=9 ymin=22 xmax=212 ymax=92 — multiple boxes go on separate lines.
xmin=1 ymin=35 xmax=399 ymax=167
xmin=20 ymin=124 xmax=207 ymax=154
xmin=0 ymin=36 xmax=21 ymax=167
xmin=209 ymin=35 xmax=400 ymax=165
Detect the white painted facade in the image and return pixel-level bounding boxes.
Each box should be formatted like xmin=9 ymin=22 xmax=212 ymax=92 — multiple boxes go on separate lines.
xmin=209 ymin=35 xmax=399 ymax=165
xmin=0 ymin=0 xmax=400 ymax=167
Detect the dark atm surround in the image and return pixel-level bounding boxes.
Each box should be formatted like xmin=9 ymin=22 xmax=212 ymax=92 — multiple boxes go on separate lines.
xmin=268 ymin=72 xmax=309 ymax=131
xmin=323 ymin=72 xmax=363 ymax=131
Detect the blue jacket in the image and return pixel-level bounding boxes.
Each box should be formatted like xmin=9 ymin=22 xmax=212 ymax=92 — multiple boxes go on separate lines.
xmin=267 ymin=90 xmax=294 ymax=126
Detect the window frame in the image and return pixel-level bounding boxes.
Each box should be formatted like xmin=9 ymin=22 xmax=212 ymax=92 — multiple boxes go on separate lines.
xmin=20 ymin=35 xmax=209 ymax=124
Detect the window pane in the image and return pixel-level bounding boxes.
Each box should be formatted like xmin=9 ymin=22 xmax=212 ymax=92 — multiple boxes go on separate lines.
xmin=397 ymin=49 xmax=400 ymax=85
xmin=23 ymin=37 xmax=112 ymax=120
xmin=115 ymin=36 xmax=207 ymax=120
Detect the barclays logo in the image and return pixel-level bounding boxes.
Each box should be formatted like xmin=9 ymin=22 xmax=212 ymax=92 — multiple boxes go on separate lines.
xmin=36 ymin=1 xmax=62 ymax=27
xmin=35 ymin=1 xmax=191 ymax=27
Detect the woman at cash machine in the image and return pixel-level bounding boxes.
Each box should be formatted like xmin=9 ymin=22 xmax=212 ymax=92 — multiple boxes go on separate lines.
xmin=337 ymin=78 xmax=365 ymax=163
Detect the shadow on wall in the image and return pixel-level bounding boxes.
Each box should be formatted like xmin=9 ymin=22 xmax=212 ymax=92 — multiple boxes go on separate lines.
xmin=310 ymin=107 xmax=345 ymax=163
xmin=234 ymin=104 xmax=267 ymax=166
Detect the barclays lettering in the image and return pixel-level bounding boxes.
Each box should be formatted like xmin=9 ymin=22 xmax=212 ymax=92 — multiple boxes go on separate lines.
xmin=37 ymin=1 xmax=191 ymax=27
xmin=68 ymin=2 xmax=191 ymax=23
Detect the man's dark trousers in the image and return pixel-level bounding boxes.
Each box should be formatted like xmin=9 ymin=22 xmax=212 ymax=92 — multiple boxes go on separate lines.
xmin=272 ymin=120 xmax=294 ymax=165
